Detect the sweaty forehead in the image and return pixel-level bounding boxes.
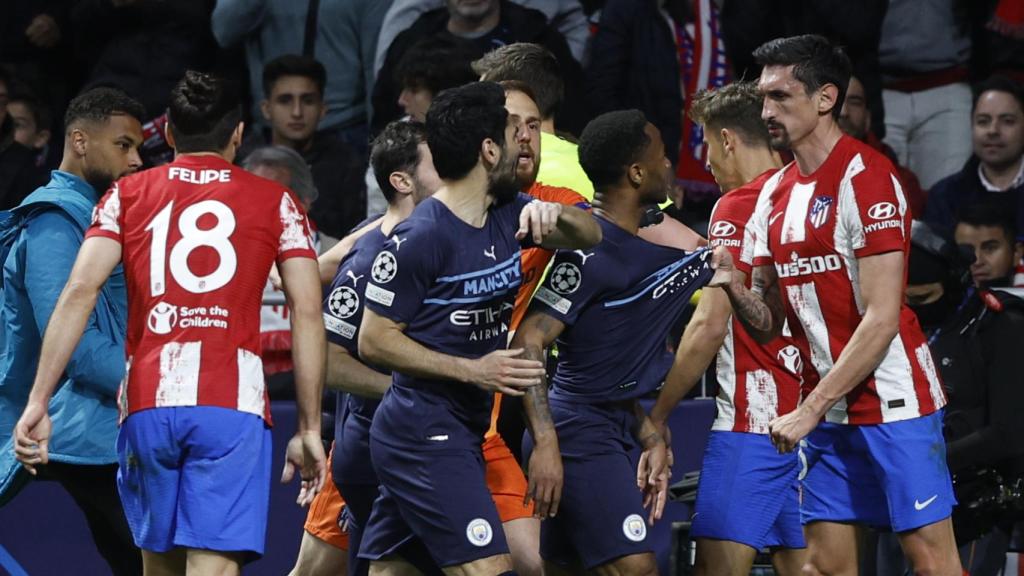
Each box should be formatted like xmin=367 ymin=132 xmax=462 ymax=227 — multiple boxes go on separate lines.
xmin=758 ymin=66 xmax=801 ymax=92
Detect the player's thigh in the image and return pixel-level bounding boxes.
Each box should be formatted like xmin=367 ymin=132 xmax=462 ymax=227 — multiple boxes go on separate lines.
xmin=897 ymin=517 xmax=961 ymax=576
xmin=591 ymin=552 xmax=658 ymax=576
xmin=803 ymin=521 xmax=860 ymax=576
xmin=440 ymin=553 xmax=514 ymax=576
xmin=770 ymin=546 xmax=809 ymax=576
xmin=695 ymin=539 xmax=758 ymax=576
xmin=290 ymin=530 xmax=348 ymax=576
xmin=185 ymin=548 xmax=243 ymax=576
xmin=502 ymin=517 xmax=541 ymax=576
xmin=141 ymin=549 xmax=186 ymax=576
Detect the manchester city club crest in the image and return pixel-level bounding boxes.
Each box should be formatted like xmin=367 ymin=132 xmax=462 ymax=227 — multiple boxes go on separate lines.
xmin=808 ymin=196 xmax=833 ymax=229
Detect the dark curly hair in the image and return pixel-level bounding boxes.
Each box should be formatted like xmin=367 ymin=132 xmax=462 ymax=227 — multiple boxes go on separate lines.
xmin=168 ymin=70 xmax=242 ymax=153
xmin=371 ymin=120 xmax=428 ymax=203
xmin=64 ymin=87 xmax=145 ymax=133
xmin=689 ymin=81 xmax=770 ymax=147
xmin=425 ymin=82 xmax=508 ymax=181
xmin=578 ymin=109 xmax=650 ymax=191
xmin=394 ymin=36 xmax=478 ymax=97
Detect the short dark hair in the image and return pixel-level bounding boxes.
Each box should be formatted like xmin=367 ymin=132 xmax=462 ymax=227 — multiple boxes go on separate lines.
xmin=578 ymin=109 xmax=650 ymax=190
xmin=263 ymin=54 xmax=327 ymax=97
xmin=64 ymin=87 xmax=146 ymax=133
xmin=394 ymin=36 xmax=478 ymax=96
xmin=499 ymin=80 xmax=538 ymax=104
xmin=9 ymin=89 xmax=52 ymax=135
xmin=957 ymin=200 xmax=1019 ymax=243
xmin=689 ymin=81 xmax=770 ymax=147
xmin=753 ymin=34 xmax=852 ymax=120
xmin=426 ymin=82 xmax=508 ymax=180
xmin=371 ymin=121 xmax=428 ymax=203
xmin=972 ymin=75 xmax=1024 ymax=114
xmin=168 ymin=71 xmax=242 ymax=153
xmin=473 ymin=43 xmax=563 ymax=121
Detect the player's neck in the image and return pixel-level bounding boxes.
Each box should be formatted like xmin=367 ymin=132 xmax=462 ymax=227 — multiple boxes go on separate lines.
xmin=434 ymin=167 xmax=492 ymax=228
xmin=58 ymin=150 xmax=86 ymax=182
xmin=380 ymin=197 xmax=415 ymax=235
xmin=791 ymin=121 xmax=843 ymax=177
xmin=591 ymin=190 xmax=644 ymax=235
xmin=733 ymin=147 xmax=782 ymax=191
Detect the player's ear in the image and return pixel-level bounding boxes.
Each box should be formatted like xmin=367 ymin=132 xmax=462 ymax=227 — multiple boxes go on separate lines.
xmin=69 ymin=126 xmax=88 ymax=157
xmin=260 ymin=99 xmax=271 ymax=121
xmin=818 ymin=83 xmax=839 ymax=117
xmin=481 ymin=137 xmax=499 ymax=167
xmin=389 ymin=171 xmax=413 ymax=196
xmin=164 ymin=122 xmax=177 ymax=150
xmin=720 ymin=128 xmax=734 ymax=154
xmin=231 ymin=122 xmax=245 ymax=149
xmin=628 ymin=162 xmax=644 ymax=188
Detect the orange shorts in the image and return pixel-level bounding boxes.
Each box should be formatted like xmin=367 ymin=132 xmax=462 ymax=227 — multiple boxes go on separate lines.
xmin=303 ymin=448 xmax=350 ymax=550
xmin=483 ymin=432 xmax=535 ymax=522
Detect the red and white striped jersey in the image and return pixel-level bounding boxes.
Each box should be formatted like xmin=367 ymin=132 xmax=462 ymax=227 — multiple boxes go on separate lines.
xmin=709 ymin=170 xmax=803 ymax=434
xmin=86 ymin=155 xmax=316 ymax=423
xmin=741 ymin=136 xmax=946 ymax=425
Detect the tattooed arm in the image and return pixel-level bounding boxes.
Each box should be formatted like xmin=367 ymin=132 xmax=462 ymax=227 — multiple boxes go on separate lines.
xmin=509 ymin=310 xmax=567 ymax=518
xmin=709 ymin=246 xmax=784 ymax=344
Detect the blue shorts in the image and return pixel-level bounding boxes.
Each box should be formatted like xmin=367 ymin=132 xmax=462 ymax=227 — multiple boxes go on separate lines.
xmin=116 ymin=406 xmax=272 ymax=556
xmin=691 ymin=431 xmax=804 ymax=550
xmin=358 ymin=416 xmax=507 ymax=568
xmin=523 ymin=398 xmax=653 ymax=569
xmin=800 ymin=410 xmax=955 ymax=532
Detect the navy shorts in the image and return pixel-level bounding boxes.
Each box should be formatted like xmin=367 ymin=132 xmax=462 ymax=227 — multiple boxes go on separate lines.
xmin=117 ymin=406 xmax=271 ymax=556
xmin=800 ymin=410 xmax=955 ymax=532
xmin=691 ymin=431 xmax=804 ymax=550
xmin=524 ymin=398 xmax=653 ymax=569
xmin=358 ymin=421 xmax=507 ymax=567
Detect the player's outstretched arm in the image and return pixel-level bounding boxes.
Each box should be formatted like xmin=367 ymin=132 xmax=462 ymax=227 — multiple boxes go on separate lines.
xmin=317 ymin=216 xmax=383 ymax=285
xmin=710 ymin=246 xmax=784 ymax=343
xmin=326 ymin=343 xmax=391 ymax=398
xmin=278 ymin=256 xmax=327 ymax=506
xmin=14 ymin=236 xmax=122 ymax=475
xmin=769 ymin=251 xmax=903 ymax=453
xmin=517 ymin=202 xmax=602 ymax=250
xmin=360 ymin=308 xmax=545 ymax=396
xmin=649 ymin=286 xmax=732 ymax=430
xmin=509 ymin=310 xmax=567 ymax=519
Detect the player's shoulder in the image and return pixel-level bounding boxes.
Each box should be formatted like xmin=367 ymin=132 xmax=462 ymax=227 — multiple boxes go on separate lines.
xmin=529 ymin=182 xmax=589 ymax=208
xmin=836 ymin=135 xmax=899 ymax=180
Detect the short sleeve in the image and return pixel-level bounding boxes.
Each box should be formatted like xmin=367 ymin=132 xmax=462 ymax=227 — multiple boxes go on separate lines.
xmin=530 ymin=248 xmax=601 ymax=326
xmin=276 ymin=191 xmax=318 ymax=262
xmin=741 ymin=182 xmax=776 ymax=270
xmin=838 ymin=155 xmax=908 ymax=258
xmin=85 ymin=183 xmax=125 ymax=244
xmin=708 ymin=195 xmax=752 ymax=275
xmin=323 ymin=256 xmax=362 ymax=352
xmin=363 ymin=223 xmax=437 ymax=326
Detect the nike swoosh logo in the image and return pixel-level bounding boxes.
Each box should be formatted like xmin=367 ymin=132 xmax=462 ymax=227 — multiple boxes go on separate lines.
xmin=914 ymin=495 xmax=938 ymax=510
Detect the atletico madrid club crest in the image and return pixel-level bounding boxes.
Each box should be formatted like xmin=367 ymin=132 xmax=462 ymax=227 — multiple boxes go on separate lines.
xmin=808 ymin=196 xmax=833 ymax=229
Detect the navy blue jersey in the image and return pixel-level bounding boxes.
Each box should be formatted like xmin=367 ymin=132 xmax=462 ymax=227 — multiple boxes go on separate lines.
xmin=323 ymin=227 xmax=389 ymax=448
xmin=533 ymin=216 xmax=713 ymax=403
xmin=364 ymin=194 xmax=535 ymax=446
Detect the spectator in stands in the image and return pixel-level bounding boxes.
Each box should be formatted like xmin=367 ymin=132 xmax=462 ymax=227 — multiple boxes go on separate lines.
xmin=364 ymin=37 xmax=477 ymax=215
xmin=0 ymin=86 xmax=145 ymax=576
xmin=238 ymin=55 xmax=366 ymax=239
xmin=839 ymin=76 xmax=926 ymax=218
xmin=906 ymin=221 xmax=966 ymax=335
xmin=0 ymin=72 xmax=47 ymax=210
xmin=70 ymin=0 xmax=217 ymax=120
xmin=0 ymin=1 xmax=73 ymax=131
xmin=880 ymin=0 xmax=974 ymax=189
xmin=375 ymin=0 xmax=589 ymax=70
xmin=211 ymin=0 xmax=391 ymax=156
xmin=586 ymin=0 xmax=687 ymax=176
xmin=925 ymin=76 xmax=1024 ymax=237
xmin=372 ymin=0 xmax=584 ymax=135
xmin=394 ymin=36 xmax=478 ymax=122
xmin=7 ymin=90 xmax=54 ymax=171
xmin=936 ymin=203 xmax=1024 ymax=576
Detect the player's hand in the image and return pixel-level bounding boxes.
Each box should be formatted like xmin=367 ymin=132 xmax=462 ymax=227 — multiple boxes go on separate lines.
xmin=281 ymin=432 xmax=327 ymax=507
xmin=14 ymin=402 xmax=52 ymax=475
xmin=709 ymin=246 xmax=736 ymax=289
xmin=637 ymin=433 xmax=669 ymax=524
xmin=517 ymin=201 xmax=563 ymax=245
xmin=268 ymin=263 xmax=283 ymax=291
xmin=526 ymin=438 xmax=563 ymax=519
xmin=466 ymin=349 xmax=544 ymax=396
xmin=768 ymin=404 xmax=818 ymax=453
